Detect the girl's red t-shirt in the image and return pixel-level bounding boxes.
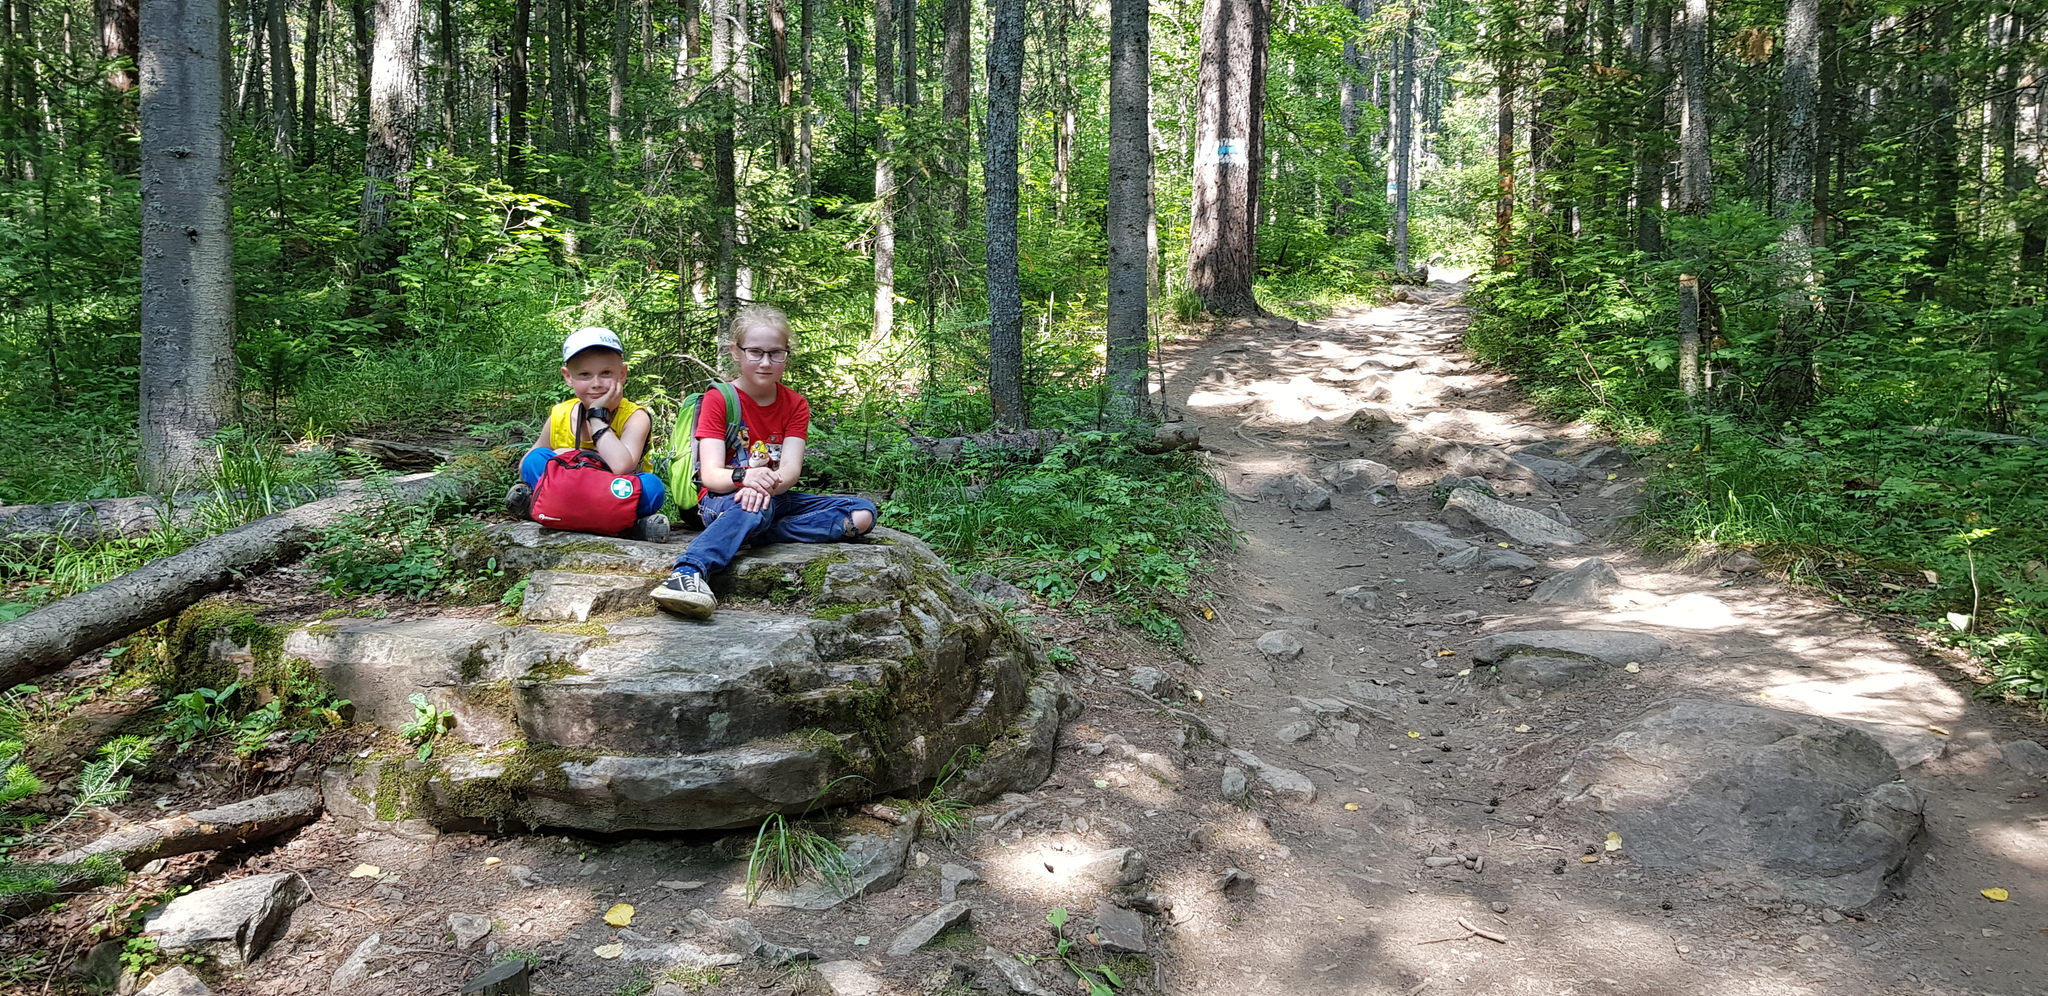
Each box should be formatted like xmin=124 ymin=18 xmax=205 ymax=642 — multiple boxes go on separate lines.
xmin=694 ymin=383 xmax=811 ymax=473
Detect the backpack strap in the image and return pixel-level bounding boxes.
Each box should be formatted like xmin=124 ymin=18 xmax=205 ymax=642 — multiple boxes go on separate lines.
xmin=717 ymin=382 xmax=744 ymax=438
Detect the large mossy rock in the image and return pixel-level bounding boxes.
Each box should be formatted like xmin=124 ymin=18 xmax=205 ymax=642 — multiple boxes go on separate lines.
xmin=284 ymin=527 xmax=1076 ymax=832
xmin=1551 ymin=699 xmax=1925 ymax=907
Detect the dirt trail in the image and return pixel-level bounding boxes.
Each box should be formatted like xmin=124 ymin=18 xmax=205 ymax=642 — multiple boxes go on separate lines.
xmin=1133 ymin=279 xmax=2048 ymax=996
xmin=56 ymin=281 xmax=2048 ymax=996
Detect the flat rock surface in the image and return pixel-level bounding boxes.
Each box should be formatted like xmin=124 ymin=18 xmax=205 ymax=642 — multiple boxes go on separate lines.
xmin=1553 ymin=699 xmax=1926 ymax=907
xmin=143 ymin=872 xmax=308 ymax=968
xmin=1442 ymin=487 xmax=1589 ymax=546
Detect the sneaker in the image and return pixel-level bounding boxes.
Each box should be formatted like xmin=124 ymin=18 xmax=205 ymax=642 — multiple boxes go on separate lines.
xmin=651 ymin=566 xmax=716 ymax=618
xmin=623 ymin=513 xmax=671 ymax=543
xmin=505 ymin=482 xmax=533 ymax=518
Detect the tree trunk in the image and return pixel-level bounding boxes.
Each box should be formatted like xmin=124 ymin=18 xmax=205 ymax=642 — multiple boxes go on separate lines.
xmin=711 ymin=0 xmax=739 ymax=339
xmin=508 ymin=0 xmax=530 ymax=188
xmin=265 ymin=0 xmax=294 ymax=158
xmin=1633 ymin=0 xmax=1666 ymax=254
xmin=98 ymin=0 xmax=141 ymax=91
xmin=1495 ymin=11 xmax=1515 ymax=270
xmin=1764 ymin=0 xmax=1822 ymax=409
xmin=300 ymin=0 xmax=322 ymax=164
xmin=769 ymin=0 xmax=793 ymax=169
xmin=985 ymin=0 xmax=1026 ymax=427
xmin=138 ymin=0 xmax=237 ymax=494
xmin=942 ymin=0 xmax=969 ymax=227
xmin=545 ymin=0 xmax=567 ymax=155
xmin=1392 ymin=7 xmax=1414 ymax=275
xmin=54 ymin=787 xmax=321 ymax=868
xmin=1106 ymin=0 xmax=1151 ymax=423
xmin=872 ymin=0 xmax=895 ymax=340
xmin=1188 ymin=0 xmax=1268 ymax=317
xmin=0 ymin=468 xmax=492 ymax=706
xmin=897 ymin=0 xmax=915 ymax=108
xmin=350 ymin=0 xmax=370 ymax=133
xmin=1674 ymin=0 xmax=1710 ymax=407
xmin=437 ymin=0 xmax=456 ymax=147
xmin=609 ymin=0 xmax=629 ymax=148
xmin=361 ymin=0 xmax=421 ymax=270
xmin=1336 ymin=0 xmax=1364 ymax=231
xmin=798 ymin=0 xmax=814 ymax=206
xmin=842 ymin=7 xmax=861 ymax=115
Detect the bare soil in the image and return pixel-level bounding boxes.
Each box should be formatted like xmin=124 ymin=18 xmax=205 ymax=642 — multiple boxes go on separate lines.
xmin=11 ymin=280 xmax=2048 ymax=996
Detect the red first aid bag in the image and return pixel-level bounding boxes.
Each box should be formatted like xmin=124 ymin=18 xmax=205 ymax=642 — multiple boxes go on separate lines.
xmin=527 ymin=450 xmax=641 ymax=535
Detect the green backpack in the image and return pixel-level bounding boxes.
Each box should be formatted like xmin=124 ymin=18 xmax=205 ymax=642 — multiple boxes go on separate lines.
xmin=664 ymin=382 xmax=743 ymax=514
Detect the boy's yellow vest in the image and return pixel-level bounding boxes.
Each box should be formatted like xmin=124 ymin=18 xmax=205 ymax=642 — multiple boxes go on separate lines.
xmin=546 ymin=398 xmax=652 ymax=473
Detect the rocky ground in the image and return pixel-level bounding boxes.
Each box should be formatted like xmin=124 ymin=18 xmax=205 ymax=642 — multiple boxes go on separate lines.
xmin=21 ymin=277 xmax=2048 ymax=996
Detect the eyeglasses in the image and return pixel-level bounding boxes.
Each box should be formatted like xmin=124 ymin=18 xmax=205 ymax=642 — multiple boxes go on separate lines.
xmin=740 ymin=348 xmax=790 ymax=364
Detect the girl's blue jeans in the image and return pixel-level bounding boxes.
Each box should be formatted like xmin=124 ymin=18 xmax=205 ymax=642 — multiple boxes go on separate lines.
xmin=675 ymin=490 xmax=879 ymax=576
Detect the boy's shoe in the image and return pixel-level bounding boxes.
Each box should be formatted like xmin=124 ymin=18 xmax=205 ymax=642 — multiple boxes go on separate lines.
xmin=623 ymin=513 xmax=671 ymax=543
xmin=505 ymin=482 xmax=533 ymax=518
xmin=652 ymin=567 xmax=716 ymax=618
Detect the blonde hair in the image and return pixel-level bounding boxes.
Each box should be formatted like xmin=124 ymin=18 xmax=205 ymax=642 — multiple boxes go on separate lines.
xmin=730 ymin=304 xmax=791 ymax=347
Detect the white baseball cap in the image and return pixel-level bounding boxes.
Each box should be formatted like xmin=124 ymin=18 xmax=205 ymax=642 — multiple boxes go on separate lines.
xmin=561 ymin=326 xmax=624 ymax=362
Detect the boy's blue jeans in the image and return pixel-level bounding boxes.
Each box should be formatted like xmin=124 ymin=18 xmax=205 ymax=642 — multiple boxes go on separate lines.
xmin=675 ymin=490 xmax=879 ymax=576
xmin=520 ymin=446 xmax=666 ymax=518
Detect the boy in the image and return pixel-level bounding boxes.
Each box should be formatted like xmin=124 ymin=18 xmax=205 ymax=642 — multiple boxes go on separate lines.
xmin=507 ymin=326 xmax=671 ymax=542
xmin=652 ymin=304 xmax=878 ymax=618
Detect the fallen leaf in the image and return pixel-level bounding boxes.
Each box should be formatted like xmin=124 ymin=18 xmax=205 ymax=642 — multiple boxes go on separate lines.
xmin=1983 ymin=888 xmax=2011 ymax=902
xmin=1514 ymin=724 xmax=1532 ymax=733
xmin=604 ymin=903 xmax=636 ymax=927
xmin=1343 ymin=802 xmax=1361 ymax=811
xmin=1457 ymin=668 xmax=1471 ymax=677
xmin=348 ymin=864 xmax=381 ymax=879
xmin=1202 ymin=607 xmax=1215 ymax=620
xmin=1624 ymin=662 xmax=1641 ymax=674
xmin=483 ymin=857 xmax=502 ymax=866
xmin=1497 ymin=542 xmax=1510 ymax=548
xmin=1407 ymin=731 xmax=1422 ymax=739
xmin=1605 ymin=832 xmax=1623 ymax=852
xmin=1191 ymin=689 xmax=1205 ymax=702
xmin=1093 ymin=779 xmax=1109 ymax=789
xmin=1928 ymin=726 xmax=1950 ymax=736
xmin=1922 ymin=570 xmax=1939 ymax=584
xmin=1580 ymin=855 xmax=1599 ymax=863
xmin=594 ymin=943 xmax=625 ymax=960
xmin=1437 ymin=650 xmax=1456 ymax=657
xmin=1879 ymin=582 xmax=1904 ymax=591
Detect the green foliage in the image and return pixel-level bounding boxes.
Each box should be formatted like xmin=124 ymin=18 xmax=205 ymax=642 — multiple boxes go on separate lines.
xmin=309 ymin=484 xmax=507 ymax=602
xmin=162 ymin=684 xmax=242 ymax=747
xmin=884 ymin=434 xmax=1230 ymax=642
xmin=401 ymin=692 xmax=453 ymax=761
xmin=743 ymin=812 xmax=851 ymax=903
xmin=1033 ymin=907 xmax=1126 ymax=996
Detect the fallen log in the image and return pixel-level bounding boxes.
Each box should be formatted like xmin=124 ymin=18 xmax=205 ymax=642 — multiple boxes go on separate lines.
xmin=908 ymin=430 xmax=1066 ymax=465
xmin=1 ymin=787 xmax=322 ymax=922
xmin=0 ymin=494 xmax=204 ymax=550
xmin=52 ymin=786 xmax=322 ymax=869
xmin=0 ymin=454 xmax=506 ymax=686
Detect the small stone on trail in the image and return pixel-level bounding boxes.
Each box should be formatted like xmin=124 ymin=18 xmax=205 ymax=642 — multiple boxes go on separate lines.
xmin=1443 ymin=610 xmax=1480 ymax=624
xmin=1998 ymin=739 xmax=2048 ymax=778
xmin=137 ymin=967 xmax=212 ymax=996
xmin=1528 ymin=557 xmax=1622 ymax=605
xmin=982 ymin=946 xmax=1054 ymax=996
xmin=1275 ymin=721 xmax=1315 ymax=744
xmin=1321 ymin=459 xmax=1400 ymax=495
xmin=1092 ymin=901 xmax=1148 ymax=954
xmin=814 ymin=960 xmax=885 ymax=996
xmin=1395 ymin=521 xmax=1475 ymax=557
xmin=1491 ymin=902 xmax=1510 ymax=914
xmin=1820 ymin=908 xmax=1844 ymax=923
xmin=1336 ymin=585 xmax=1383 ymax=611
xmin=658 ymin=879 xmax=705 ymax=890
xmin=330 ymin=934 xmax=391 ymax=991
xmin=1127 ymin=666 xmax=1173 ymax=697
xmin=940 ymin=863 xmax=982 ymax=902
xmin=1256 ymin=630 xmax=1305 ymax=659
xmin=1215 ymin=867 xmax=1257 ymax=895
xmin=886 ymin=901 xmax=974 ymax=956
xmin=1221 ymin=766 xmax=1249 ymax=800
xmin=459 ymin=959 xmax=531 ymax=996
xmin=1719 ymin=551 xmax=1764 ymax=573
xmin=1229 ymin=749 xmax=1318 ymax=803
xmin=449 ymin=912 xmax=492 ymax=950
xmin=1438 ymin=546 xmax=1481 ymax=568
xmin=1442 ymin=488 xmax=1588 ymax=547
xmin=144 ymin=871 xmax=309 ymax=969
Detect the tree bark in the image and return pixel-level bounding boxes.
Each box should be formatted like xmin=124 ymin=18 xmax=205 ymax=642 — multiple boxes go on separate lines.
xmin=1106 ymin=0 xmax=1151 ymax=423
xmin=1633 ymin=0 xmax=1666 ymax=255
xmin=942 ymin=0 xmax=969 ymax=228
xmin=360 ymin=0 xmax=421 ymax=272
xmin=265 ymin=0 xmax=295 ymax=158
xmin=872 ymin=0 xmax=896 ymax=340
xmin=1674 ymin=0 xmax=1710 ymax=407
xmin=1392 ymin=7 xmax=1414 ymax=275
xmin=138 ymin=0 xmax=237 ymax=494
xmin=842 ymin=7 xmax=861 ymax=115
xmin=300 ymin=0 xmax=323 ymax=164
xmin=53 ymin=787 xmax=322 ymax=868
xmin=508 ymin=0 xmax=530 ymax=188
xmin=1765 ymin=0 xmax=1822 ymax=409
xmin=609 ymin=0 xmax=629 ymax=148
xmin=1495 ymin=14 xmax=1515 ymax=270
xmin=0 ymin=469 xmax=492 ymax=684
xmin=1188 ymin=0 xmax=1268 ymax=317
xmin=985 ymin=0 xmax=1026 ymax=427
xmin=97 ymin=0 xmax=141 ymax=91
xmin=711 ymin=0 xmax=739 ymax=339
xmin=769 ymin=0 xmax=793 ymax=169
xmin=797 ymin=0 xmax=814 ymax=206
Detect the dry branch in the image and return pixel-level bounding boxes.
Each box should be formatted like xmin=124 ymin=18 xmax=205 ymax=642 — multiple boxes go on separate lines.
xmin=52 ymin=787 xmax=321 ymax=868
xmin=0 ymin=461 xmax=501 ymax=685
